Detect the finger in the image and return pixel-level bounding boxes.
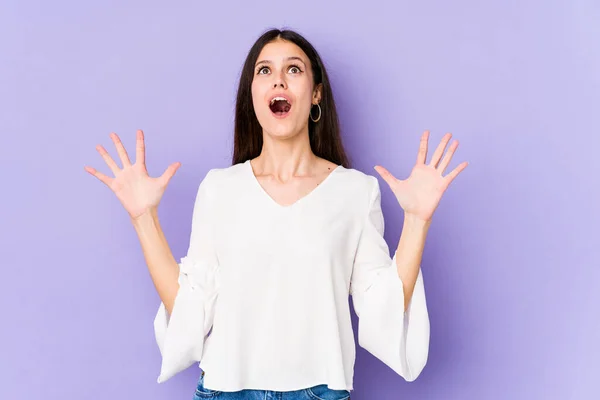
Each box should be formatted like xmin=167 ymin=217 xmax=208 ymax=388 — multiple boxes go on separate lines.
xmin=416 ymin=130 xmax=429 ymax=164
xmin=429 ymin=132 xmax=452 ymax=168
xmin=84 ymin=165 xmax=113 ymax=187
xmin=136 ymin=129 xmax=145 ymax=166
xmin=373 ymin=165 xmax=397 ymax=187
xmin=110 ymin=132 xmax=132 ymax=167
xmin=96 ymin=144 xmax=120 ymax=176
xmin=158 ymin=162 xmax=181 ymax=186
xmin=437 ymin=140 xmax=459 ymax=174
xmin=444 ymin=161 xmax=468 ymax=185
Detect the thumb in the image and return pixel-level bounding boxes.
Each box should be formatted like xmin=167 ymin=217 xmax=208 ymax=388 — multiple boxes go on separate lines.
xmin=159 ymin=162 xmax=181 ymax=186
xmin=373 ymin=165 xmax=396 ymax=187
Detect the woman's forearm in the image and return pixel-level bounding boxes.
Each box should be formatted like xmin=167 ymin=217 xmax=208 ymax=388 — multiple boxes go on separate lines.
xmin=131 ymin=208 xmax=180 ymax=316
xmin=394 ymin=214 xmax=431 ymax=312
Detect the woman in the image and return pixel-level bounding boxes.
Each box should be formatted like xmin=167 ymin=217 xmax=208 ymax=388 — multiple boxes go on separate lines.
xmin=85 ymin=28 xmax=467 ymax=400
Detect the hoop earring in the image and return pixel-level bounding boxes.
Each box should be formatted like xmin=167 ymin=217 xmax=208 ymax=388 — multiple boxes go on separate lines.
xmin=310 ymin=103 xmax=322 ymax=123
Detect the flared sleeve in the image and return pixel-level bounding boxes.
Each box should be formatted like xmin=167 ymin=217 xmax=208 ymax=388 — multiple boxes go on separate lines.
xmin=153 ymin=169 xmax=220 ymax=383
xmin=349 ymin=176 xmax=430 ymax=382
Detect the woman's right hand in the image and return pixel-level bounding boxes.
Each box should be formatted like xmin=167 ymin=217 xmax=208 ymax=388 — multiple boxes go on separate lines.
xmin=84 ymin=130 xmax=181 ymax=221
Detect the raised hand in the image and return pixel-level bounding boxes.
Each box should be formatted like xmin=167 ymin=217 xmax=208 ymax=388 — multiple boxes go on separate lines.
xmin=374 ymin=130 xmax=468 ymax=223
xmin=84 ymin=130 xmax=181 ymax=221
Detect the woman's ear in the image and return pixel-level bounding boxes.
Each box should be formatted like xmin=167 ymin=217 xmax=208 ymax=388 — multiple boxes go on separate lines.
xmin=312 ymin=83 xmax=323 ymax=104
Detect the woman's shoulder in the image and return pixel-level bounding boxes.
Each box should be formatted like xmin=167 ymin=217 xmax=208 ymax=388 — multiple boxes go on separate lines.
xmin=190 ymin=162 xmax=247 ymax=202
xmin=198 ymin=161 xmax=248 ymax=187
xmin=320 ymin=164 xmax=379 ymax=215
xmin=334 ymin=164 xmax=378 ymax=193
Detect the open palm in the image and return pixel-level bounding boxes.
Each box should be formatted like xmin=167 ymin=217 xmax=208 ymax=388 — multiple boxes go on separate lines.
xmin=374 ymin=131 xmax=468 ymax=223
xmin=84 ymin=130 xmax=181 ymax=220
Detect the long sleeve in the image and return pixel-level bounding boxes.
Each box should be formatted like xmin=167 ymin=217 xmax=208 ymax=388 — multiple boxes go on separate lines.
xmin=349 ymin=176 xmax=430 ymax=382
xmin=153 ymin=169 xmax=221 ymax=383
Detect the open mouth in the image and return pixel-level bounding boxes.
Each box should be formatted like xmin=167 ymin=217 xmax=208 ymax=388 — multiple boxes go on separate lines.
xmin=269 ymin=96 xmax=292 ymax=117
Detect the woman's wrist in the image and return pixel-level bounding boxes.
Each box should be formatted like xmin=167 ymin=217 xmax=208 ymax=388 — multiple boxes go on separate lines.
xmin=131 ymin=207 xmax=159 ymax=230
xmin=403 ymin=213 xmax=432 ymax=232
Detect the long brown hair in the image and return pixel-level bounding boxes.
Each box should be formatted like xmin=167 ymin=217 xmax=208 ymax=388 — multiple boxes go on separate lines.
xmin=231 ymin=28 xmax=350 ymax=168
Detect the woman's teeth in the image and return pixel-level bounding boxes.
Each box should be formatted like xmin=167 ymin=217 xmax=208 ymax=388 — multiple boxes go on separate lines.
xmin=270 ymin=96 xmax=289 ymax=105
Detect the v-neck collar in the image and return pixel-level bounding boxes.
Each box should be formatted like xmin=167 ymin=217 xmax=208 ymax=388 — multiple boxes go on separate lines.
xmin=245 ymin=159 xmax=343 ymax=210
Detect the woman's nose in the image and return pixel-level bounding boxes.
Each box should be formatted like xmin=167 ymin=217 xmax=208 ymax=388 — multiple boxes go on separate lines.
xmin=273 ymin=73 xmax=287 ymax=89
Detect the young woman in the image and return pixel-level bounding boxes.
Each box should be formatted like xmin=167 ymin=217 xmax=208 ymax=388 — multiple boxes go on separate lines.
xmin=85 ymin=28 xmax=467 ymax=400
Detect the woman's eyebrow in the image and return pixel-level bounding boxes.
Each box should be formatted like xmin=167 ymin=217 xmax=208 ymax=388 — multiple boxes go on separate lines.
xmin=255 ymin=56 xmax=307 ymax=67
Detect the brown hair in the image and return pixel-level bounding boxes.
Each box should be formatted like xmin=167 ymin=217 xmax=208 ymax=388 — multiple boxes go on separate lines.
xmin=231 ymin=28 xmax=350 ymax=168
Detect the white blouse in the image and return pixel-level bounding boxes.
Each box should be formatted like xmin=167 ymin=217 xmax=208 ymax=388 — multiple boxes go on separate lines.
xmin=153 ymin=159 xmax=430 ymax=391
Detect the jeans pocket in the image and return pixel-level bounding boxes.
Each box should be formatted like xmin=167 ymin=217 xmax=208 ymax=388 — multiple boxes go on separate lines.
xmin=194 ymin=372 xmax=222 ymax=398
xmin=306 ymin=384 xmax=350 ymax=400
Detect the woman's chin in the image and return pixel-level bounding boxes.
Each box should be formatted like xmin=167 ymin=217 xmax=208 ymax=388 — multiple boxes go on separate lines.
xmin=264 ymin=122 xmax=303 ymax=139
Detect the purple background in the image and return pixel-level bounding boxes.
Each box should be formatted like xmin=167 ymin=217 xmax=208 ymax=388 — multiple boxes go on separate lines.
xmin=1 ymin=0 xmax=598 ymax=399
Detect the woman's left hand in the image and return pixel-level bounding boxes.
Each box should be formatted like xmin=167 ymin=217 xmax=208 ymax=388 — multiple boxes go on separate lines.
xmin=374 ymin=130 xmax=468 ymax=223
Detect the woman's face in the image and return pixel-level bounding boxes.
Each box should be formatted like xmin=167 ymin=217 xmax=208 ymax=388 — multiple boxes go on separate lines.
xmin=251 ymin=39 xmax=322 ymax=139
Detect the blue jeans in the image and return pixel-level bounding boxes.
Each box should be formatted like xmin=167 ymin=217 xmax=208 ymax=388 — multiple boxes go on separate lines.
xmin=193 ymin=371 xmax=351 ymax=400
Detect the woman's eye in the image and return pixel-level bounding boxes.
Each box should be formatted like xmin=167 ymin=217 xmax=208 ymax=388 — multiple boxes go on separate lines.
xmin=257 ymin=65 xmax=301 ymax=75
